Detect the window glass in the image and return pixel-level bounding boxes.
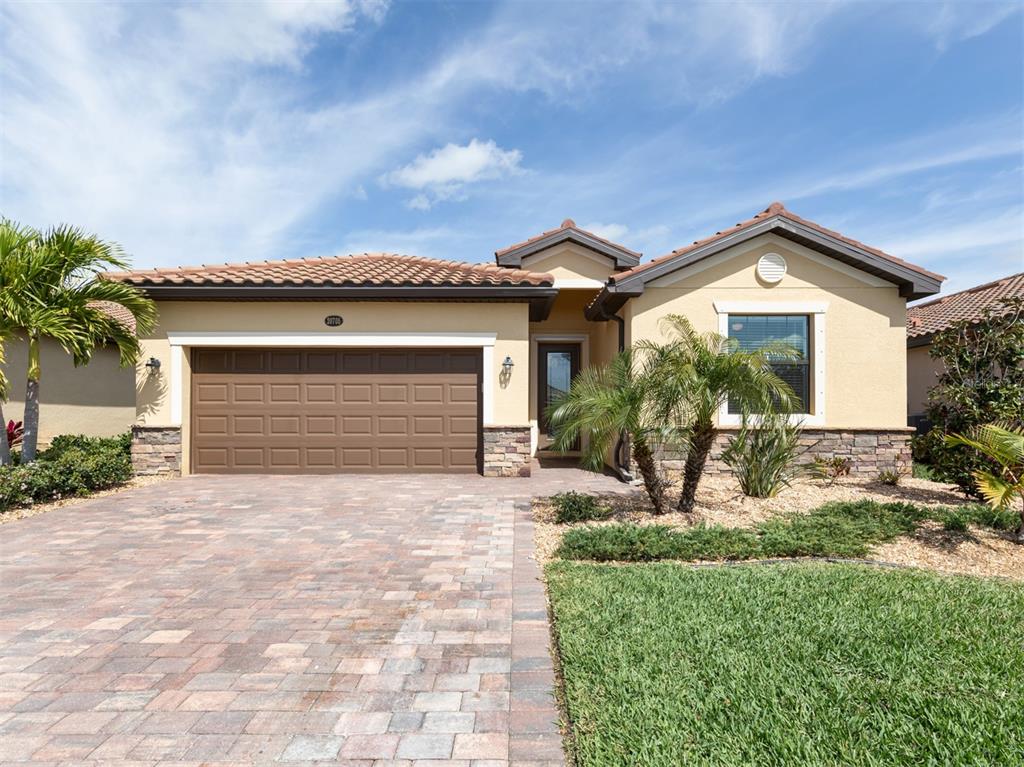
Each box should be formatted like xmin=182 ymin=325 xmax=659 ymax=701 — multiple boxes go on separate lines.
xmin=727 ymin=315 xmax=810 ymax=414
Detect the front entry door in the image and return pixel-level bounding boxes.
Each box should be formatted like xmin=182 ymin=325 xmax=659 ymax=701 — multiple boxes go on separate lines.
xmin=538 ymin=343 xmax=581 ymax=450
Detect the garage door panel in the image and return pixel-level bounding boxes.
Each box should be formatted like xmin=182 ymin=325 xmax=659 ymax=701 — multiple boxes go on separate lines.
xmin=191 ymin=348 xmax=480 ymax=473
xmin=233 ymin=415 xmax=265 ymax=435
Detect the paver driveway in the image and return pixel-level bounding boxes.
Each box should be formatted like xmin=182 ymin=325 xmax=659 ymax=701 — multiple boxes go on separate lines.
xmin=0 ymin=468 xmax=630 ymax=766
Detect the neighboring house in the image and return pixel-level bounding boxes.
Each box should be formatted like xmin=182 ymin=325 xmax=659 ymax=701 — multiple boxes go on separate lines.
xmin=0 ymin=303 xmax=137 ymax=444
xmin=906 ymin=272 xmax=1024 ymax=430
xmin=106 ymin=202 xmax=943 ymax=477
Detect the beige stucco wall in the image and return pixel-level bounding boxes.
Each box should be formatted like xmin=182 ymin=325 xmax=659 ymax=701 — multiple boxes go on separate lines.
xmin=2 ymin=338 xmax=136 ymax=443
xmin=628 ymin=234 xmax=909 ymax=429
xmin=137 ymin=301 xmax=532 ymax=472
xmin=522 ymin=243 xmax=616 ymax=284
xmin=907 ymin=344 xmax=943 ymax=417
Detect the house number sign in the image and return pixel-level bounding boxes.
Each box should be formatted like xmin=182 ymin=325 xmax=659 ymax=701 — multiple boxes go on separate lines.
xmin=324 ymin=315 xmax=344 ymax=327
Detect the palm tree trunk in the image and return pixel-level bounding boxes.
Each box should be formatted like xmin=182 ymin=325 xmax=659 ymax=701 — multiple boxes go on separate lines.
xmin=0 ymin=400 xmax=10 ymax=466
xmin=21 ymin=335 xmax=41 ymax=463
xmin=678 ymin=422 xmax=716 ymax=513
xmin=1017 ymin=499 xmax=1024 ymax=545
xmin=632 ymin=436 xmax=666 ymax=515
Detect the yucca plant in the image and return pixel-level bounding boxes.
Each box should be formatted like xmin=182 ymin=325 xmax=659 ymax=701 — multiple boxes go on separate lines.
xmin=721 ymin=411 xmax=803 ymax=498
xmin=946 ymin=423 xmax=1024 ymax=543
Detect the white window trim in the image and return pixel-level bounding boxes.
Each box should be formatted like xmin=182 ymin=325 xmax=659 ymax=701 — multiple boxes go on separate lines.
xmin=165 ymin=331 xmax=498 ymax=427
xmin=714 ymin=302 xmax=826 ymax=427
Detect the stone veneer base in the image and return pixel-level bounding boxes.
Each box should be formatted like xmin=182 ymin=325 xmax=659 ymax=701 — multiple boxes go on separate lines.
xmin=131 ymin=425 xmax=182 ymax=476
xmin=657 ymin=427 xmax=914 ymax=476
xmin=482 ymin=426 xmax=532 ymax=477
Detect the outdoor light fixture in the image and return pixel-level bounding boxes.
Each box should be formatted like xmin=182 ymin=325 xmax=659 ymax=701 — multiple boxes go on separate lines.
xmin=502 ymin=355 xmax=514 ymax=372
xmin=144 ymin=357 xmax=161 ymax=372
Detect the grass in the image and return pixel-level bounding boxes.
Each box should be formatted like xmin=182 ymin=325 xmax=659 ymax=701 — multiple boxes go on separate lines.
xmin=547 ymin=561 xmax=1024 ymax=766
xmin=557 ymin=500 xmax=930 ymax=562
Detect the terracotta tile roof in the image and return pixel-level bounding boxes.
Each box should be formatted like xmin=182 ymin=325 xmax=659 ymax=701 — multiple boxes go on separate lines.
xmin=907 ymin=272 xmax=1024 ymax=339
xmin=495 ymin=218 xmax=641 ymax=259
xmin=609 ymin=201 xmax=944 ymax=283
xmin=105 ymin=253 xmax=554 ymax=289
xmin=89 ymin=301 xmax=137 ymax=334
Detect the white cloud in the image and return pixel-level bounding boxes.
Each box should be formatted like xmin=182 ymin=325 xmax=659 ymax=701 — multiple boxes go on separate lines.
xmin=381 ymin=139 xmax=523 ymax=210
xmin=880 ymin=208 xmax=1024 ymax=259
xmin=336 ymin=225 xmax=459 ymax=258
xmin=921 ymin=1 xmax=1019 ymax=51
xmin=582 ymin=222 xmax=630 ymax=242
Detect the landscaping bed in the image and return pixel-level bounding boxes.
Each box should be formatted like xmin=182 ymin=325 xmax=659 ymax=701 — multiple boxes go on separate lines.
xmin=547 ymin=560 xmax=1024 ymax=766
xmin=534 ymin=475 xmax=1023 ymax=580
xmin=0 ymin=433 xmax=157 ymax=523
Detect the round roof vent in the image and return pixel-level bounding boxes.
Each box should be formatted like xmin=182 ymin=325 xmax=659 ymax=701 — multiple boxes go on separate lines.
xmin=756 ymin=252 xmax=787 ymax=283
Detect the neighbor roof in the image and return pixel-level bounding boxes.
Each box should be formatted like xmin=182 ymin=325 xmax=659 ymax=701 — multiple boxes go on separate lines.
xmin=586 ymin=202 xmax=944 ymax=319
xmin=106 ymin=253 xmax=553 ymax=289
xmin=907 ymin=271 xmax=1024 ymax=345
xmin=495 ymin=218 xmax=641 ymax=269
xmin=90 ymin=301 xmax=137 ymax=334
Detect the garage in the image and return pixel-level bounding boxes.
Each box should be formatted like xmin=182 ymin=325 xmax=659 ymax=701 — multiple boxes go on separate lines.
xmin=190 ymin=347 xmax=481 ymax=474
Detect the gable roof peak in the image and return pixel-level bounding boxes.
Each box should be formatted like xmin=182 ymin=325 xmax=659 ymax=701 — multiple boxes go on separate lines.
xmin=495 ymin=219 xmax=641 ymax=269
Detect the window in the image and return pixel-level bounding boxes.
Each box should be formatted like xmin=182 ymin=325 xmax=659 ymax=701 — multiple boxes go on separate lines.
xmin=727 ymin=315 xmax=810 ymax=414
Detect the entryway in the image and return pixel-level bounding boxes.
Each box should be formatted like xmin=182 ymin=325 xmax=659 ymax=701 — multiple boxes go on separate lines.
xmin=536 ymin=342 xmax=580 ymax=451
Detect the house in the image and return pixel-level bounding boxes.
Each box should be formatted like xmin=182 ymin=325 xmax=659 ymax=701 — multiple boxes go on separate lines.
xmin=906 ymin=272 xmax=1024 ymax=430
xmin=0 ymin=303 xmax=137 ymax=444
xmin=105 ymin=202 xmax=943 ymax=477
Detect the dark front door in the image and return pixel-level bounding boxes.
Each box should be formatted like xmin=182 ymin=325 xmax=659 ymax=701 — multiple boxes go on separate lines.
xmin=538 ymin=343 xmax=580 ymax=449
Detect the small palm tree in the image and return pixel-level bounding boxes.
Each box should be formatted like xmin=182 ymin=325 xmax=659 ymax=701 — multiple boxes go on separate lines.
xmin=547 ymin=349 xmax=675 ymax=514
xmin=644 ymin=315 xmax=798 ymax=514
xmin=946 ymin=423 xmax=1024 ymax=544
xmin=0 ymin=220 xmax=158 ymax=462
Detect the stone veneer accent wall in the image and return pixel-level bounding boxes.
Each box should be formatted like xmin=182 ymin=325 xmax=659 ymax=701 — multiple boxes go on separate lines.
xmin=657 ymin=428 xmax=914 ymax=476
xmin=482 ymin=426 xmax=532 ymax=477
xmin=131 ymin=425 xmax=182 ymax=476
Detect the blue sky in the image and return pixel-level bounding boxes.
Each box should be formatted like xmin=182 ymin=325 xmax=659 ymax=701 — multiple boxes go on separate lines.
xmin=1 ymin=1 xmax=1022 ymax=296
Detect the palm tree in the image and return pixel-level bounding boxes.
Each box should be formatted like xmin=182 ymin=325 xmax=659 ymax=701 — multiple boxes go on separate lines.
xmin=0 ymin=220 xmax=158 ymax=461
xmin=0 ymin=330 xmax=12 ymax=466
xmin=946 ymin=423 xmax=1024 ymax=544
xmin=547 ymin=349 xmax=675 ymax=514
xmin=644 ymin=315 xmax=798 ymax=514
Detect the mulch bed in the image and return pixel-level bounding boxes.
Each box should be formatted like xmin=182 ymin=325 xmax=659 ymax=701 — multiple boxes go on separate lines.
xmin=534 ymin=475 xmax=1023 ymax=581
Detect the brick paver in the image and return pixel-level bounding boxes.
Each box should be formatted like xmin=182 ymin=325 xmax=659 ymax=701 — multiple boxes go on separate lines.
xmin=0 ymin=465 xmax=631 ymax=765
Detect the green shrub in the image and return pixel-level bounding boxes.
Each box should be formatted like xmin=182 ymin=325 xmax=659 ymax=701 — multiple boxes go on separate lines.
xmin=810 ymin=456 xmax=851 ymax=486
xmin=0 ymin=432 xmax=133 ymax=512
xmin=558 ymin=523 xmax=759 ymax=562
xmin=938 ymin=508 xmax=970 ymax=532
xmin=557 ymin=500 xmax=931 ymax=562
xmin=911 ymin=462 xmax=935 ymax=480
xmin=721 ymin=413 xmax=803 ymax=498
xmin=912 ymin=297 xmax=1024 ymax=496
xmin=932 ymin=503 xmax=1018 ymax=533
xmin=550 ymin=492 xmax=613 ymax=524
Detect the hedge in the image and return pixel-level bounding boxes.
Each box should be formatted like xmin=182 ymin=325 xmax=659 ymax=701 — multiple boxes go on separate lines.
xmin=0 ymin=433 xmax=133 ymax=512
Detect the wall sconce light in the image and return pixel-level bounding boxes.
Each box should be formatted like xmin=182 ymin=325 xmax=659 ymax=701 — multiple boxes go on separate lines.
xmin=144 ymin=357 xmax=161 ymax=373
xmin=502 ymin=355 xmax=514 ymax=372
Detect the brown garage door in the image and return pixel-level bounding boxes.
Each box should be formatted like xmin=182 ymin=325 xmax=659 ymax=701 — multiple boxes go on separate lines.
xmin=190 ymin=348 xmax=481 ymax=474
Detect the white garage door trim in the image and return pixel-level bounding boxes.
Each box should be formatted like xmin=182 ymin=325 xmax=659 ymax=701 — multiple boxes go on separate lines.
xmin=166 ymin=332 xmax=498 ymax=427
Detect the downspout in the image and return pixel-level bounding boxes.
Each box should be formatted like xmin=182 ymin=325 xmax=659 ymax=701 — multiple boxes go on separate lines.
xmin=596 ymin=306 xmax=634 ymax=482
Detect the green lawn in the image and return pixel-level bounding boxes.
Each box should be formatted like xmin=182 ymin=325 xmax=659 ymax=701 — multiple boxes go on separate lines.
xmin=546 ymin=561 xmax=1024 ymax=766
